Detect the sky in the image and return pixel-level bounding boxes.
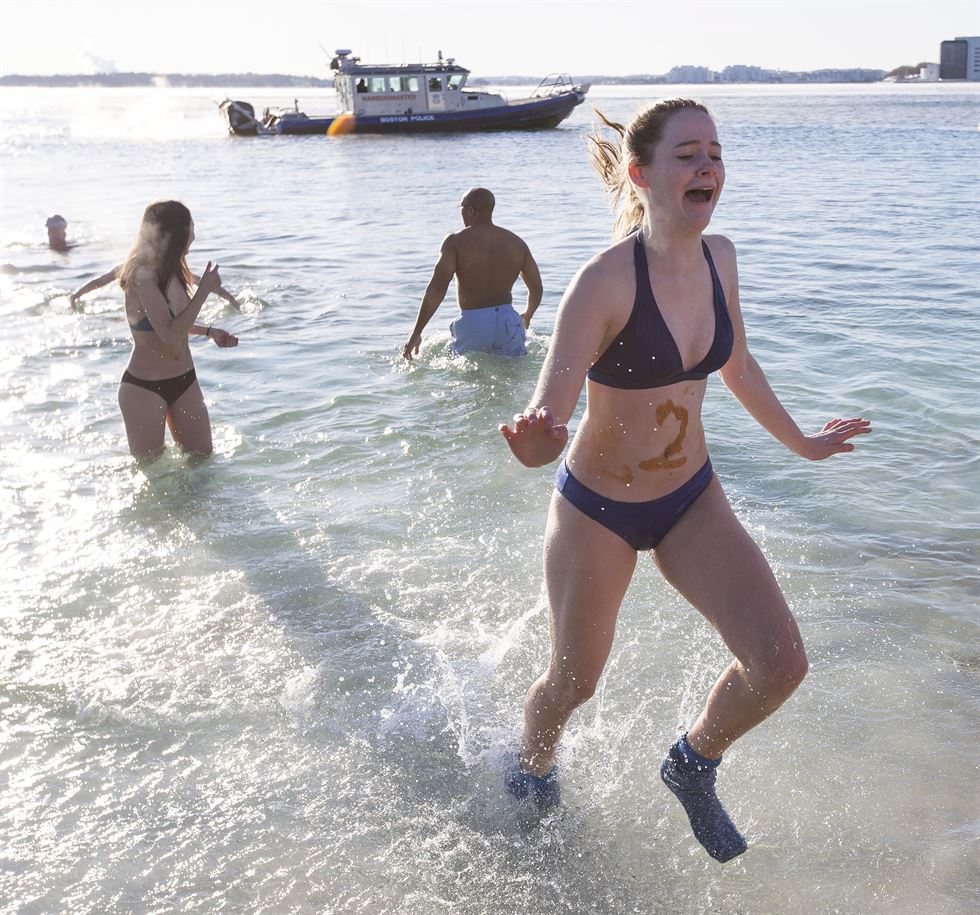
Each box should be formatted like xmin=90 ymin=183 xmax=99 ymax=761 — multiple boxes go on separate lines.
xmin=1 ymin=0 xmax=977 ymax=77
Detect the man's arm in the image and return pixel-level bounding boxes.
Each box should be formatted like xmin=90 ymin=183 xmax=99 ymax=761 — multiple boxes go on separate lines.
xmin=70 ymin=265 xmax=121 ymax=310
xmin=403 ymin=235 xmax=457 ymax=361
xmin=190 ymin=272 xmax=241 ymax=311
xmin=518 ymin=245 xmax=543 ymax=329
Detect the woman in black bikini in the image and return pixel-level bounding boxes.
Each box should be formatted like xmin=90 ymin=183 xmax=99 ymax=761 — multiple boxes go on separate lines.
xmin=499 ymin=100 xmax=871 ymax=860
xmin=118 ymin=200 xmax=237 ymax=460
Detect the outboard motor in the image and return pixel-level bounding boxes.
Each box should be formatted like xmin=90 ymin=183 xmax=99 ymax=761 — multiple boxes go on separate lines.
xmin=220 ymin=100 xmax=260 ymax=136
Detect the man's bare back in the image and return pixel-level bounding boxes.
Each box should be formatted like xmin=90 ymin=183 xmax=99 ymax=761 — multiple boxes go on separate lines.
xmin=452 ymin=223 xmax=530 ymax=310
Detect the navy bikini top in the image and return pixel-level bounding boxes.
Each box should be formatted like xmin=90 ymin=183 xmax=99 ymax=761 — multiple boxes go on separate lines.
xmin=129 ymin=306 xmax=175 ymax=333
xmin=587 ymin=234 xmax=734 ymax=390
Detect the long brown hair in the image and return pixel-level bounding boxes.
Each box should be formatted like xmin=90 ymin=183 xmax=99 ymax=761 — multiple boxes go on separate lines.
xmin=119 ymin=200 xmax=194 ymax=300
xmin=588 ymin=99 xmax=712 ymax=239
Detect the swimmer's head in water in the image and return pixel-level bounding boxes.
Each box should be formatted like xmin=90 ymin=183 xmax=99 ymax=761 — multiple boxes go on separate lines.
xmin=589 ymin=99 xmax=716 ymax=239
xmin=46 ymin=214 xmax=68 ymax=249
xmin=459 ymin=187 xmax=495 ymax=226
xmin=119 ymin=200 xmax=195 ymax=299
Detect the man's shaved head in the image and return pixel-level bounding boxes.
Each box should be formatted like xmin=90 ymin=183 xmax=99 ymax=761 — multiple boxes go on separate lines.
xmin=461 ymin=187 xmax=495 ymax=213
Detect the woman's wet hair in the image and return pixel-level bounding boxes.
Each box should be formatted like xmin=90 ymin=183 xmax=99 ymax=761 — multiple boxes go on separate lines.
xmin=589 ymin=99 xmax=712 ymax=239
xmin=119 ymin=200 xmax=194 ymax=298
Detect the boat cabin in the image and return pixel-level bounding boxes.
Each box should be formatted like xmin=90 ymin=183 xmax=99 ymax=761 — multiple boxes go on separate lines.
xmin=330 ymin=49 xmax=506 ymax=120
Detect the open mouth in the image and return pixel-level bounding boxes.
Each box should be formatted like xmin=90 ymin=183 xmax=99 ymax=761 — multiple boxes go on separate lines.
xmin=684 ymin=188 xmax=714 ymax=203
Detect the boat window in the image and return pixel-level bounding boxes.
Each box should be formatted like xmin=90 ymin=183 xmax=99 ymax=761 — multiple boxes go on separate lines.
xmin=428 ymin=77 xmax=442 ymax=91
xmin=369 ymin=77 xmax=386 ymax=93
xmin=448 ymin=75 xmax=464 ymax=90
xmin=408 ymin=77 xmax=419 ymax=92
xmin=389 ymin=77 xmax=418 ymax=93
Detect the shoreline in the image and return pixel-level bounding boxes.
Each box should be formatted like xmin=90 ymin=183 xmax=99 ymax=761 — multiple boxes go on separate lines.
xmin=1 ymin=72 xmax=960 ymax=89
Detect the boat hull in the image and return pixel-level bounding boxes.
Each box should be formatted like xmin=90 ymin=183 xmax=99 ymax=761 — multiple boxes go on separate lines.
xmin=235 ymin=91 xmax=586 ymax=136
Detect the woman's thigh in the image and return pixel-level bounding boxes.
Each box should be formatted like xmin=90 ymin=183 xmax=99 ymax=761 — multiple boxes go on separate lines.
xmin=652 ymin=476 xmax=804 ymax=667
xmin=117 ymin=382 xmax=168 ymax=458
xmin=167 ymin=380 xmax=213 ymax=454
xmin=543 ymin=491 xmax=638 ymax=682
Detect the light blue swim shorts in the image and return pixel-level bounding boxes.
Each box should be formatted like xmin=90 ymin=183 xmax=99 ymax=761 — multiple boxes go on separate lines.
xmin=448 ymin=304 xmax=527 ymax=357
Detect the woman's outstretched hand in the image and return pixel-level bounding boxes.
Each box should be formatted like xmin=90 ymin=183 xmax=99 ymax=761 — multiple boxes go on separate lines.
xmin=499 ymin=406 xmax=568 ymax=468
xmin=209 ymin=327 xmax=239 ymax=348
xmin=798 ymin=417 xmax=872 ymax=460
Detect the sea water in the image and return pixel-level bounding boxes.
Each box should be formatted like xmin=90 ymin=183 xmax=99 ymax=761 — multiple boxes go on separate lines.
xmin=1 ymin=83 xmax=978 ymax=914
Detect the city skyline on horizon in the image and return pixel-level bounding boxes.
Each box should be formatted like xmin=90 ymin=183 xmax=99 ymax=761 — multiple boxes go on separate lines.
xmin=1 ymin=0 xmax=976 ymax=78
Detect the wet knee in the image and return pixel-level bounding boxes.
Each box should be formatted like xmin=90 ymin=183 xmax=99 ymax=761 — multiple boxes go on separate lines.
xmin=752 ymin=646 xmax=808 ymax=701
xmin=544 ymin=669 xmax=600 ymax=710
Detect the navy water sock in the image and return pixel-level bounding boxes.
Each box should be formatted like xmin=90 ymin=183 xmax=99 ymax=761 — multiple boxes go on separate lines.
xmin=676 ymin=734 xmax=721 ymax=772
xmin=660 ymin=735 xmax=747 ymax=863
xmin=504 ymin=751 xmax=560 ymax=814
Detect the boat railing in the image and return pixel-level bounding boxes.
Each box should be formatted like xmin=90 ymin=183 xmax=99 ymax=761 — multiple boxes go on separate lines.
xmin=531 ymin=73 xmax=577 ymax=97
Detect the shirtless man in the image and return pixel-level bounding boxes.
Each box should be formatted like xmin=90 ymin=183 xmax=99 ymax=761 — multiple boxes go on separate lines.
xmin=402 ymin=187 xmax=543 ymax=360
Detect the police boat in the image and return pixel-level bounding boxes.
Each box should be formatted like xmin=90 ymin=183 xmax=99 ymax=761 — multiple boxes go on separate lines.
xmin=219 ymin=49 xmax=589 ymax=136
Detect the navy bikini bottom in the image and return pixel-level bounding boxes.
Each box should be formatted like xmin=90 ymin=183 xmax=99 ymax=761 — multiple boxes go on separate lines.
xmin=555 ymin=458 xmax=714 ymax=552
xmin=121 ymin=368 xmax=197 ymax=407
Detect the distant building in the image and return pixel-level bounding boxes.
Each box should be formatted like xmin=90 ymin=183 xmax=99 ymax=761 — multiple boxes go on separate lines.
xmin=805 ymin=68 xmax=886 ymax=83
xmin=666 ymin=65 xmax=715 ymax=84
xmin=919 ymin=63 xmax=940 ymax=81
xmin=940 ymin=36 xmax=980 ymax=80
xmin=720 ymin=64 xmax=781 ymax=82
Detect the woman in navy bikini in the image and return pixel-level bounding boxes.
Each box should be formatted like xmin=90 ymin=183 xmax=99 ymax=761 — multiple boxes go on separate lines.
xmin=499 ymin=99 xmax=871 ymax=861
xmin=118 ymin=200 xmax=237 ymax=460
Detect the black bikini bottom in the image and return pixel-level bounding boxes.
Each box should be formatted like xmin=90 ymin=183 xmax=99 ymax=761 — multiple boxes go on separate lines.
xmin=121 ymin=368 xmax=197 ymax=406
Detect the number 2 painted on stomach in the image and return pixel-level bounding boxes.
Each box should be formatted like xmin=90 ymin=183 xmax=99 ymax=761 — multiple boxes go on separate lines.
xmin=639 ymin=399 xmax=688 ymax=472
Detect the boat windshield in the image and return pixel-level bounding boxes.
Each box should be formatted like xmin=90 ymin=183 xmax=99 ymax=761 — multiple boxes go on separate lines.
xmin=389 ymin=76 xmax=419 ymax=92
xmin=448 ymin=74 xmax=465 ymax=90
